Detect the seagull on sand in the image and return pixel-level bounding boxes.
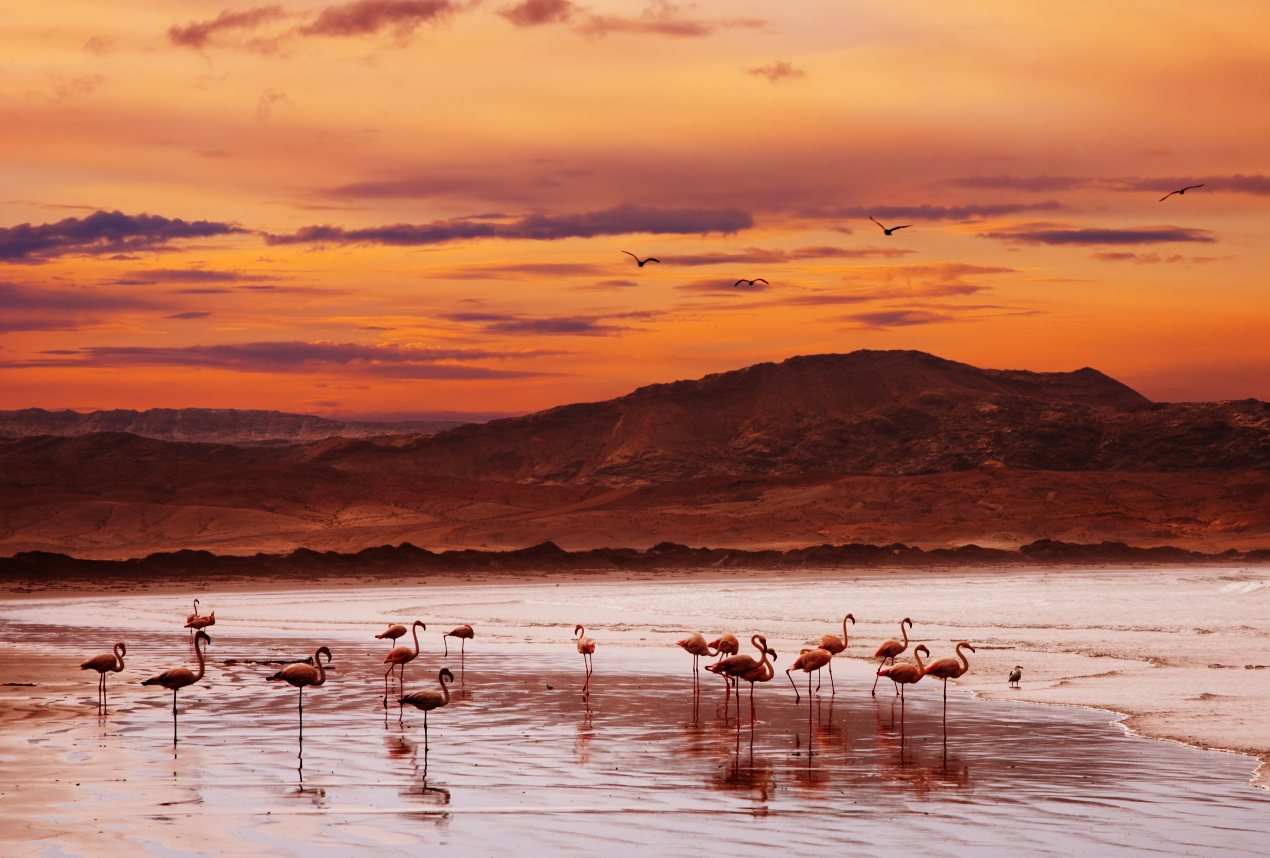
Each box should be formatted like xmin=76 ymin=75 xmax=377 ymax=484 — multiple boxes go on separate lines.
xmin=621 ymin=251 xmax=659 ymax=267
xmin=869 ymin=216 xmax=912 ymax=236
xmin=1159 ymin=183 xmax=1204 ymax=202
xmin=1008 ymin=665 xmax=1023 ymax=688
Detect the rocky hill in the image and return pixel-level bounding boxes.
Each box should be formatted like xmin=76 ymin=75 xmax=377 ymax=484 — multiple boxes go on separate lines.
xmin=0 ymin=351 xmax=1266 ymax=558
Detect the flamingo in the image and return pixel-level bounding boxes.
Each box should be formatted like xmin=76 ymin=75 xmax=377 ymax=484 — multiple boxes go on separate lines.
xmin=871 ymin=617 xmax=914 ymax=696
xmin=574 ymin=625 xmax=596 ymax=699
xmin=81 ymin=641 xmax=126 ymax=711
xmin=706 ymin=635 xmax=777 ymax=725
xmin=185 ymin=598 xmax=201 ymax=624
xmin=442 ymin=624 xmax=475 ymax=674
xmin=923 ymin=641 xmax=976 ymax=718
xmin=707 ymin=632 xmax=740 ymax=706
xmin=383 ymin=620 xmax=426 ymax=707
xmin=184 ymin=610 xmax=215 ymax=632
xmin=141 ymin=630 xmax=210 ymax=741
xmin=376 ymin=624 xmax=407 ymax=649
xmin=878 ymin=644 xmax=930 ymax=703
xmin=1009 ymin=665 xmax=1023 ymax=688
xmin=267 ymin=645 xmax=332 ymax=730
xmin=786 ymin=647 xmax=833 ymax=702
xmin=676 ymin=632 xmax=715 ymax=693
xmin=815 ymin=613 xmax=855 ymax=693
xmin=400 ymin=668 xmax=455 ymax=750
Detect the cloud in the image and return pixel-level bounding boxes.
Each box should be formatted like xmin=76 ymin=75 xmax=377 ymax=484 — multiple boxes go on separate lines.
xmin=256 ymin=88 xmax=293 ymax=121
xmin=2 ymin=340 xmax=552 ymax=379
xmin=981 ymin=224 xmax=1216 ymax=246
xmin=0 ymin=281 xmax=159 ymax=331
xmin=168 ymin=6 xmax=288 ymax=49
xmin=500 ymin=0 xmax=576 ymax=27
xmin=668 ymin=245 xmax=914 ymax=267
xmin=950 ymin=175 xmax=1093 ymax=192
xmin=442 ymin=311 xmax=643 ymax=336
xmin=299 ymin=0 xmax=455 ymax=37
xmin=0 ymin=210 xmax=246 ymax=262
xmin=746 ymin=61 xmax=806 ymax=83
xmin=1108 ymin=174 xmax=1270 ymax=196
xmin=577 ymin=1 xmax=764 ymax=38
xmin=265 ymin=204 xmax=752 ymax=247
xmin=165 ymin=311 xmax=213 ymax=320
xmin=1090 ymin=251 xmax=1226 ymax=265
xmin=430 ymin=261 xmax=608 ymax=280
xmin=807 ymin=201 xmax=1064 ymax=222
xmin=677 ymin=277 xmax=773 ymax=293
xmin=841 ymin=309 xmax=954 ymax=328
xmin=118 ymin=268 xmax=274 ymax=284
xmin=571 ymin=278 xmax=639 ymax=291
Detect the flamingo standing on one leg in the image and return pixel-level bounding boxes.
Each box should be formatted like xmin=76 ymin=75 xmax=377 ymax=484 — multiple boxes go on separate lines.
xmin=676 ymin=632 xmax=715 ymax=694
xmin=786 ymin=647 xmax=833 ymax=703
xmin=383 ymin=620 xmax=426 ymax=708
xmin=816 ymin=613 xmax=855 ymax=694
xmin=81 ymin=641 xmax=126 ymax=712
xmin=871 ymin=617 xmax=913 ymax=696
xmin=376 ymin=624 xmax=407 ymax=650
xmin=141 ymin=630 xmax=210 ymax=744
xmin=923 ymin=641 xmax=976 ymax=720
xmin=877 ymin=644 xmax=929 ymax=703
xmin=442 ymin=624 xmax=475 ymax=675
xmin=400 ymin=668 xmax=455 ymax=752
xmin=267 ymin=645 xmax=333 ymax=734
xmin=574 ymin=625 xmax=596 ymax=700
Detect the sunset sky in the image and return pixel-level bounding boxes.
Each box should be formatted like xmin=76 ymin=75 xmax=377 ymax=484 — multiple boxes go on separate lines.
xmin=3 ymin=0 xmax=1269 ymax=418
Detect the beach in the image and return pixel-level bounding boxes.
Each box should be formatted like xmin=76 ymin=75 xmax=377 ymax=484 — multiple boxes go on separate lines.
xmin=2 ymin=565 xmax=1269 ymax=856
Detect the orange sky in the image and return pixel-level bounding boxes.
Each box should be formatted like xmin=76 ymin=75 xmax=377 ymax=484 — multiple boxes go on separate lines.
xmin=3 ymin=0 xmax=1269 ymax=417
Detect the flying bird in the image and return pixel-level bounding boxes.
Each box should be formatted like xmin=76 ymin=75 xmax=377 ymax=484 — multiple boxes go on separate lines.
xmin=1009 ymin=665 xmax=1023 ymax=688
xmin=81 ymin=641 xmax=126 ymax=712
xmin=1159 ymin=183 xmax=1204 ymax=201
xmin=734 ymin=278 xmax=769 ymax=288
xmin=621 ymin=251 xmax=659 ymax=267
xmin=869 ymin=216 xmax=912 ymax=236
xmin=872 ymin=617 xmax=914 ymax=697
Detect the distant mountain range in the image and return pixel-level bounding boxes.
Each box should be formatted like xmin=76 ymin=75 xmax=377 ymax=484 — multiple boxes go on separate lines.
xmin=0 ymin=407 xmax=468 ymax=444
xmin=1 ymin=350 xmax=1266 ymax=560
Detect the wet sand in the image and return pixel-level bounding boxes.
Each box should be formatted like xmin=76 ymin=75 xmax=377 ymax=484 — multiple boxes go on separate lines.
xmin=2 ymin=568 xmax=1269 ymax=855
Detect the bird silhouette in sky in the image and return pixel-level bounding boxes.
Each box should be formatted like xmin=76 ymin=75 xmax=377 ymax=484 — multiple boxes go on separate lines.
xmin=869 ymin=216 xmax=912 ymax=236
xmin=621 ymin=251 xmax=659 ymax=267
xmin=1159 ymin=183 xmax=1204 ymax=201
xmin=734 ymin=278 xmax=769 ymax=288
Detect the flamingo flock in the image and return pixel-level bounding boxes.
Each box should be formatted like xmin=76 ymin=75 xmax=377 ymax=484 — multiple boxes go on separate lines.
xmin=80 ymin=599 xmax=1004 ymax=766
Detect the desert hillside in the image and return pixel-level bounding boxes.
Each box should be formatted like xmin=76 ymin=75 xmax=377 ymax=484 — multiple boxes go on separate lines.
xmin=1 ymin=351 xmax=1266 ymax=558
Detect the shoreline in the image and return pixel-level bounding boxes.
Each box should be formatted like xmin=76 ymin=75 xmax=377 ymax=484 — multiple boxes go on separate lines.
xmin=3 ymin=564 xmax=1269 ymax=795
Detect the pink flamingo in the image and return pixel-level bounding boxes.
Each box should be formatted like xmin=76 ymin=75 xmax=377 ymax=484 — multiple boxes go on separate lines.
xmin=877 ymin=644 xmax=930 ymax=703
xmin=267 ymin=645 xmax=332 ymax=728
xmin=574 ymin=625 xmax=596 ymax=699
xmin=383 ymin=620 xmax=426 ymax=707
xmin=376 ymin=624 xmax=407 ymax=649
xmin=142 ymin=630 xmax=210 ymax=742
xmin=706 ymin=635 xmax=777 ymax=725
xmin=442 ymin=624 xmax=475 ymax=674
xmin=707 ymin=633 xmax=740 ymax=705
xmin=400 ymin=668 xmax=455 ymax=750
xmin=676 ymin=632 xmax=715 ymax=693
xmin=923 ymin=641 xmax=976 ymax=719
xmin=786 ymin=647 xmax=833 ymax=702
xmin=80 ymin=641 xmax=126 ymax=711
xmin=871 ymin=617 xmax=913 ymax=696
xmin=815 ymin=613 xmax=854 ymax=693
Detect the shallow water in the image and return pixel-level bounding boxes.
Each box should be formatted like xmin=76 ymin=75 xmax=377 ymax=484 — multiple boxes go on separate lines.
xmin=2 ymin=580 xmax=1270 ymax=856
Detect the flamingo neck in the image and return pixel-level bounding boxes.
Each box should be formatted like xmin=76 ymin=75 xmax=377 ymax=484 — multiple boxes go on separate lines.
xmin=113 ymin=643 xmax=126 ymax=672
xmin=313 ymin=650 xmax=327 ymax=686
xmin=411 ymin=623 xmax=422 ymax=655
xmin=956 ymin=643 xmax=972 ymax=673
xmin=749 ymin=634 xmax=763 ymax=654
xmin=842 ymin=616 xmax=850 ymax=645
xmin=900 ymin=622 xmax=910 ymax=648
xmin=913 ymin=648 xmax=926 ymax=672
xmin=439 ymin=673 xmax=451 ymax=705
xmin=193 ymin=637 xmax=206 ymax=680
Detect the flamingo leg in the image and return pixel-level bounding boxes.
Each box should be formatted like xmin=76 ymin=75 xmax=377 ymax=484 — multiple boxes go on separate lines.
xmin=460 ymin=640 xmax=465 ymax=678
xmin=828 ymin=659 xmax=836 ymax=695
xmin=749 ymin=682 xmax=756 ymax=726
xmin=383 ymin=664 xmax=392 ymax=707
xmin=786 ymin=668 xmax=799 ymax=701
xmin=443 ymin=636 xmax=449 ymax=657
xmin=871 ymin=659 xmax=884 ymax=696
xmin=424 ymin=708 xmax=429 ymax=752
